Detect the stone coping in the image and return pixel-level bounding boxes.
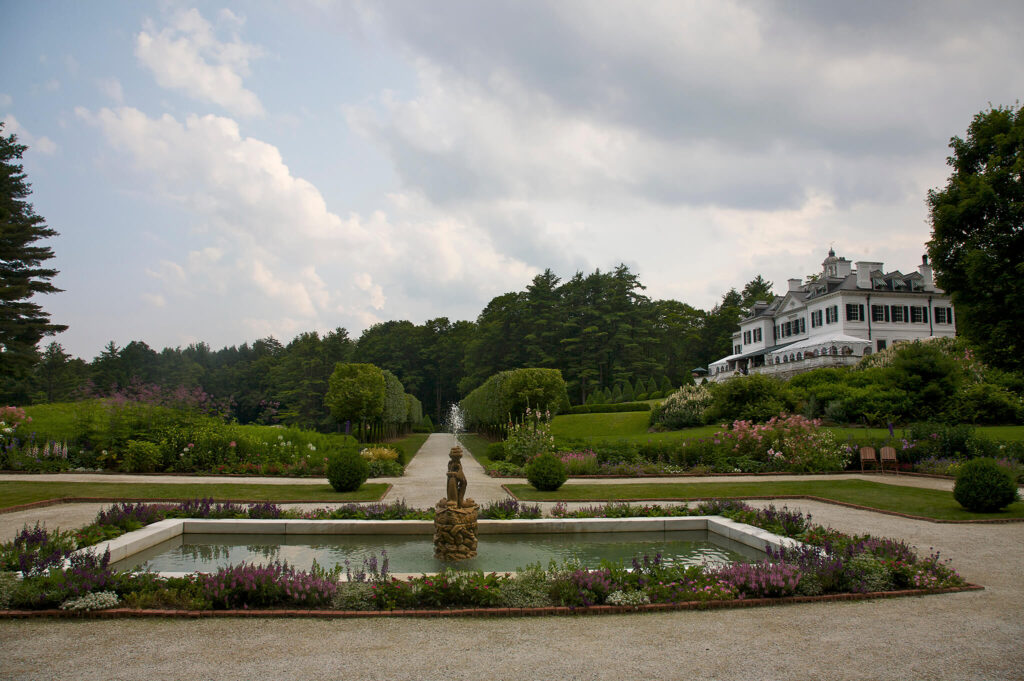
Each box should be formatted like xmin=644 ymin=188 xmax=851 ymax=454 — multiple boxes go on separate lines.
xmin=0 ymin=584 xmax=984 ymax=620
xmin=80 ymin=516 xmax=800 ymax=576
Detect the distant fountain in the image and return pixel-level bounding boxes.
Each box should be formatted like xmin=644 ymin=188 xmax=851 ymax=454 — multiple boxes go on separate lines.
xmin=446 ymin=403 xmax=465 ymax=443
xmin=434 ymin=403 xmax=477 ymax=561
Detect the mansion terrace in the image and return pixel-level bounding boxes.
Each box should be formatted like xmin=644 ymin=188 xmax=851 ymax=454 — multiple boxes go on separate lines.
xmin=708 ymin=250 xmax=956 ymax=382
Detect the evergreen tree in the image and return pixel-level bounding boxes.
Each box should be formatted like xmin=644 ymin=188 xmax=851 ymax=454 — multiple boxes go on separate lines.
xmin=621 ymin=379 xmax=635 ymax=402
xmin=0 ymin=123 xmax=66 ymax=383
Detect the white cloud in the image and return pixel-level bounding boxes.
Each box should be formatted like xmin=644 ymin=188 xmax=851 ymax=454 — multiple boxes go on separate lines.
xmin=0 ymin=93 xmax=11 ymax=108
xmin=80 ymin=106 xmax=534 ymax=338
xmin=136 ymin=8 xmax=264 ymax=117
xmin=1 ymin=115 xmax=57 ymax=155
xmin=98 ymin=77 xmax=124 ymax=103
xmin=141 ymin=293 xmax=166 ymax=308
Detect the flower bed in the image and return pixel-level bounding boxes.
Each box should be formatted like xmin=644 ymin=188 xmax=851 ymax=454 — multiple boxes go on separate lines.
xmin=0 ymin=499 xmax=972 ymax=615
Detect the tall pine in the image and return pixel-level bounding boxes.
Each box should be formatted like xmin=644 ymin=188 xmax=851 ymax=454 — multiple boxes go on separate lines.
xmin=1 ymin=123 xmax=66 ymax=384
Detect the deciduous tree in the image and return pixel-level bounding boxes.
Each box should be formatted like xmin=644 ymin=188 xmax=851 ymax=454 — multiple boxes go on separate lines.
xmin=927 ymin=104 xmax=1024 ymax=372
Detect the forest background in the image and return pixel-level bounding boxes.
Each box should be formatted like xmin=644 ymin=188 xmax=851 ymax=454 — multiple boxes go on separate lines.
xmin=1 ymin=265 xmax=775 ymax=431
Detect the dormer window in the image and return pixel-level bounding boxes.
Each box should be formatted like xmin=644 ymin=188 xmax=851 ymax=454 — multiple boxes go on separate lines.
xmin=892 ymin=277 xmax=906 ymax=289
xmin=872 ymin=275 xmax=888 ymax=289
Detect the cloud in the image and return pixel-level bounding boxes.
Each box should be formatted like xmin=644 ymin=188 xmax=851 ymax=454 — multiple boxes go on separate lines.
xmin=136 ymin=8 xmax=264 ymax=117
xmin=0 ymin=93 xmax=11 ymax=108
xmin=141 ymin=293 xmax=166 ymax=308
xmin=98 ymin=77 xmax=124 ymax=103
xmin=79 ymin=105 xmax=535 ymax=338
xmin=1 ymin=115 xmax=57 ymax=155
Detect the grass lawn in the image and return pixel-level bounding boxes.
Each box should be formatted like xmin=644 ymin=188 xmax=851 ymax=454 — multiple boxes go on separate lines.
xmin=389 ymin=432 xmax=430 ymax=461
xmin=551 ymin=410 xmax=1024 ymax=445
xmin=0 ymin=481 xmax=388 ymax=511
xmin=506 ymin=479 xmax=1024 ymax=521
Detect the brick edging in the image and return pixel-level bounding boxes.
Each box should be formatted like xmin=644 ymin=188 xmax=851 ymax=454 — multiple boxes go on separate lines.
xmin=0 ymin=584 xmax=983 ymax=620
xmin=0 ymin=483 xmax=394 ymax=516
xmin=499 ymin=485 xmax=1024 ymax=525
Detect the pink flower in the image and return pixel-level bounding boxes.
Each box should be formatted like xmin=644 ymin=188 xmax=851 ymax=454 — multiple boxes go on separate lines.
xmin=229 ymin=441 xmax=236 ymax=447
xmin=188 ymin=443 xmax=194 ymax=448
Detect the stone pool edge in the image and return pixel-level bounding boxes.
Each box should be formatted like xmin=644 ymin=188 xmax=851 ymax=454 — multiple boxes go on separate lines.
xmin=85 ymin=515 xmax=798 ymax=578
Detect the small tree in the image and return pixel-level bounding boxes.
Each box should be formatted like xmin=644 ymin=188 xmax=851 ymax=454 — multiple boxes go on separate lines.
xmin=325 ymin=363 xmax=385 ymax=441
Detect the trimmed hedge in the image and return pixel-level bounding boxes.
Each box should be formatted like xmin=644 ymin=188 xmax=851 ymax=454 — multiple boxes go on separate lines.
xmin=461 ymin=368 xmax=570 ymax=435
xmin=569 ymin=402 xmax=653 ymax=414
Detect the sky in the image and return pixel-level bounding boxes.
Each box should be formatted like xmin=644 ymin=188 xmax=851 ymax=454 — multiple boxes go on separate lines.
xmin=2 ymin=1 xmax=1022 ymax=361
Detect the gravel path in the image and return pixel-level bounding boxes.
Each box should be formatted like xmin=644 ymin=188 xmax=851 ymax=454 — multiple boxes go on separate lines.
xmin=2 ymin=438 xmax=1023 ymax=680
xmin=2 ymin=500 xmax=1021 ymax=681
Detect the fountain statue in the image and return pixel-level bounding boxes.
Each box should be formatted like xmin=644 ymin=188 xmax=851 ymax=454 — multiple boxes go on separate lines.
xmin=433 ymin=445 xmax=478 ymax=561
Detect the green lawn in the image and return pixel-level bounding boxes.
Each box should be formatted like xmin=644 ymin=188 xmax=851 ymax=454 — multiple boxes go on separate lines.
xmin=390 ymin=432 xmax=430 ymax=462
xmin=0 ymin=481 xmax=388 ymax=511
xmin=551 ymin=410 xmax=1024 ymax=445
xmin=507 ymin=479 xmax=1024 ymax=521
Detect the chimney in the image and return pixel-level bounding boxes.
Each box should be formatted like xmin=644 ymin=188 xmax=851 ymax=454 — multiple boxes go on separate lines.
xmin=788 ymin=278 xmax=803 ymax=292
xmin=856 ymin=261 xmax=883 ymax=289
xmin=918 ymin=254 xmax=934 ymax=290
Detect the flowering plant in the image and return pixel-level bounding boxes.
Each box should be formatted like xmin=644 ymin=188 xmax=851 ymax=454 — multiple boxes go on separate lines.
xmin=504 ymin=407 xmax=555 ymax=465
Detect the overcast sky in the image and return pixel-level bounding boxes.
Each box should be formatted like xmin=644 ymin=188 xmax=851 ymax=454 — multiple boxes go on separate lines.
xmin=2 ymin=1 xmax=1022 ymax=360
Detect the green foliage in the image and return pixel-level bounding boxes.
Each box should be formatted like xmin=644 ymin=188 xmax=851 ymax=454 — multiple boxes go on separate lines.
xmin=952 ymin=383 xmax=1021 ymax=424
xmin=650 ymin=384 xmax=713 ymax=429
xmin=504 ymin=408 xmax=555 ymax=465
xmin=460 ymin=368 xmax=569 ymax=432
xmin=927 ymin=103 xmax=1024 ymax=373
xmin=620 ymin=380 xmax=635 ymax=402
xmin=887 ymin=342 xmax=960 ymax=417
xmin=486 ymin=441 xmax=507 ymax=461
xmin=525 ymin=451 xmax=568 ymax=491
xmin=953 ymin=457 xmax=1020 ymax=512
xmin=326 ymin=446 xmax=370 ymax=492
xmin=326 ymin=363 xmax=385 ymax=439
xmin=381 ymin=369 xmax=407 ymax=426
xmin=705 ymin=374 xmax=796 ymax=423
xmin=122 ymin=439 xmax=160 ymax=473
xmin=0 ymin=123 xmax=67 ymax=388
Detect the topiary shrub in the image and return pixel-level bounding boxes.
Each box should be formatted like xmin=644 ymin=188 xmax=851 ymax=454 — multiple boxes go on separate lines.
xmin=327 ymin=447 xmax=370 ymax=492
xmin=953 ymin=457 xmax=1020 ymax=512
xmin=487 ymin=441 xmax=507 ymax=462
xmin=526 ymin=452 xmax=567 ymax=491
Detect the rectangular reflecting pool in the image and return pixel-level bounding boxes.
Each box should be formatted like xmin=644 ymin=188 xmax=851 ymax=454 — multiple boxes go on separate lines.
xmin=90 ymin=517 xmax=799 ymax=577
xmin=110 ymin=529 xmax=766 ymax=574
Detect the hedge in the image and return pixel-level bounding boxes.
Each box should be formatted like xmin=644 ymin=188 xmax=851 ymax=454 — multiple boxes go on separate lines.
xmin=461 ymin=368 xmax=570 ymax=435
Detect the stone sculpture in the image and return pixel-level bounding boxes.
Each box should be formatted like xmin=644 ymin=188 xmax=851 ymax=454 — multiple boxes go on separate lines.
xmin=434 ymin=446 xmax=478 ymax=561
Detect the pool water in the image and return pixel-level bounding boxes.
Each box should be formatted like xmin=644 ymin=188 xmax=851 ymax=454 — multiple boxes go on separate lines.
xmin=112 ymin=530 xmax=765 ymax=574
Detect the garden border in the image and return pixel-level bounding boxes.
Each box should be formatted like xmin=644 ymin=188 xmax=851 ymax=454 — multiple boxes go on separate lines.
xmin=0 ymin=584 xmax=984 ymax=619
xmin=487 ymin=470 xmax=952 ymax=480
xmin=0 ymin=483 xmax=394 ymax=516
xmin=499 ymin=485 xmax=1024 ymax=525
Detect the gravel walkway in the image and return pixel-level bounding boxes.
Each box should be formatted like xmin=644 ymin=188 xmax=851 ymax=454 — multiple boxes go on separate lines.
xmin=2 ymin=438 xmax=1023 ymax=680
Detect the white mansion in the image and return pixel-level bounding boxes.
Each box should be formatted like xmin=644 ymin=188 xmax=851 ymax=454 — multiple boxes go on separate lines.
xmin=708 ymin=250 xmax=956 ymax=382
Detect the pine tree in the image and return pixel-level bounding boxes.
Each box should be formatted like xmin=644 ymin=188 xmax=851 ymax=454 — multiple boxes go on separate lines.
xmin=1 ymin=123 xmax=66 ymax=381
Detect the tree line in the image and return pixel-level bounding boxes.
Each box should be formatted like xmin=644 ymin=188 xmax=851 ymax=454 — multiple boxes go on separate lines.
xmin=1 ymin=265 xmax=775 ymax=430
